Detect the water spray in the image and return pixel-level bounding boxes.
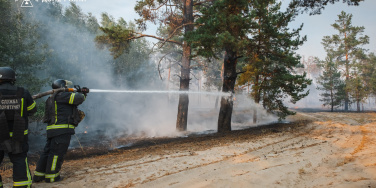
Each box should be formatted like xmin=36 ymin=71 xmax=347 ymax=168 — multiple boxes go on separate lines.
xmin=32 ymin=87 xmax=231 ymax=103
xmin=90 ymin=89 xmax=232 ymax=97
xmin=33 ymin=87 xmax=230 ymax=99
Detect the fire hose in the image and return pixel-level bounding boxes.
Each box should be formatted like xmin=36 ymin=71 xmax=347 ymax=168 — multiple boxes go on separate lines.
xmin=32 ymin=85 xmax=90 ymax=100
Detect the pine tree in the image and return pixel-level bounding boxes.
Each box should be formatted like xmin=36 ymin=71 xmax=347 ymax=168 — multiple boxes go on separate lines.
xmin=317 ymin=56 xmax=344 ymax=111
xmin=348 ymin=51 xmax=374 ymax=111
xmin=363 ymin=53 xmax=376 ymax=97
xmin=186 ymin=0 xmax=253 ymax=132
xmin=322 ymin=11 xmax=369 ymax=111
xmin=237 ymin=1 xmax=310 ymax=120
xmin=96 ymin=0 xmax=195 ymax=131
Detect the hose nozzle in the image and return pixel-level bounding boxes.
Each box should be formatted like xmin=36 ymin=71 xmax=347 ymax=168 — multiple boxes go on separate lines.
xmin=74 ymin=85 xmax=89 ymax=94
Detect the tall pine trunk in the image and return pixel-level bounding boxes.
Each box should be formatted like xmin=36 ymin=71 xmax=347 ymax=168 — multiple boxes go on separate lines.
xmin=357 ymin=99 xmax=360 ymax=112
xmin=345 ymin=66 xmax=349 ymax=111
xmin=176 ymin=0 xmax=193 ymax=131
xmin=218 ymin=49 xmax=238 ymax=133
xmin=331 ymin=89 xmax=334 ymax=112
xmin=253 ymin=75 xmax=260 ymax=123
xmin=344 ymin=34 xmax=349 ymax=111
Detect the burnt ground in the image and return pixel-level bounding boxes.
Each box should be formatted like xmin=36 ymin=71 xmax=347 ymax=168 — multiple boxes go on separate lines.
xmin=64 ymin=119 xmax=309 ymax=160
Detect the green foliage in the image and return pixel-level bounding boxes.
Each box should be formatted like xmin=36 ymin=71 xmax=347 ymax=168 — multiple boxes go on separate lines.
xmin=95 ymin=25 xmax=133 ymax=59
xmin=364 ymin=53 xmax=376 ymax=96
xmin=236 ymin=0 xmax=310 ymax=119
xmin=202 ymin=58 xmax=223 ymax=91
xmin=96 ymin=14 xmax=156 ymax=88
xmin=185 ymin=0 xmax=313 ymax=120
xmin=262 ymin=71 xmax=311 ymax=119
xmin=347 ymin=75 xmax=367 ymax=108
xmin=186 ymin=0 xmax=312 ymax=120
xmin=347 ymin=52 xmax=374 ymax=110
xmin=134 ymin=0 xmax=185 ymax=33
xmin=317 ymin=56 xmax=344 ymax=111
xmin=64 ymin=2 xmax=85 ymax=28
xmin=322 ymin=11 xmax=369 ymax=64
xmin=294 ymin=0 xmax=362 ymax=15
xmin=1 ymin=1 xmax=157 ymax=120
xmin=0 ymin=0 xmax=48 ymax=94
xmin=322 ymin=11 xmax=369 ymax=111
xmin=86 ymin=13 xmax=101 ymax=34
xmin=30 ymin=102 xmax=46 ymax=121
xmin=186 ymin=0 xmax=251 ymax=59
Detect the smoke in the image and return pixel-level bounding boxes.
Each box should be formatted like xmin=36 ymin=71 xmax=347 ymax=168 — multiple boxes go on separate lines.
xmin=289 ymin=81 xmax=323 ymax=109
xmin=26 ymin=2 xmax=277 ymax=151
xmin=286 ymin=56 xmax=324 ymax=110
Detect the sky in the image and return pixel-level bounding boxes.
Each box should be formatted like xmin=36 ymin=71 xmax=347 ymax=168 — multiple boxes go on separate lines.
xmin=55 ymin=0 xmax=376 ymax=60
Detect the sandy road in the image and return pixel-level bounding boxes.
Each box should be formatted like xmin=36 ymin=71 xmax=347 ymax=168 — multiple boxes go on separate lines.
xmin=2 ymin=112 xmax=376 ymax=188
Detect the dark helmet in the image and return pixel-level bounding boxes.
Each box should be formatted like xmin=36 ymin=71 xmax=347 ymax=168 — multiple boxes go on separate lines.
xmin=0 ymin=67 xmax=16 ymax=81
xmin=52 ymin=79 xmax=67 ymax=89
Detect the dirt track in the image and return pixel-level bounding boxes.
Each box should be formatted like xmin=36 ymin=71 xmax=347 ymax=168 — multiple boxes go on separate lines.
xmin=1 ymin=112 xmax=376 ymax=187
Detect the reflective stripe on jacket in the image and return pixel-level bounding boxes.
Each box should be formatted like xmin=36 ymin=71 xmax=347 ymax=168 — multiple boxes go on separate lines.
xmin=46 ymin=91 xmax=85 ymax=138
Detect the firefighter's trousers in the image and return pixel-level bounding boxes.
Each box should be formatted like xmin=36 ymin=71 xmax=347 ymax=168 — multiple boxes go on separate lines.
xmin=34 ymin=134 xmax=71 ymax=183
xmin=0 ymin=148 xmax=32 ymax=188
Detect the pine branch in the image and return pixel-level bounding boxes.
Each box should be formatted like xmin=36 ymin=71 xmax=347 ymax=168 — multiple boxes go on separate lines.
xmin=130 ymin=33 xmax=182 ymax=45
xmin=157 ymin=23 xmax=200 ymax=48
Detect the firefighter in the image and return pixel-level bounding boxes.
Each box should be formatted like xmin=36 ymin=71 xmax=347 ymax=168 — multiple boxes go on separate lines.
xmin=33 ymin=79 xmax=86 ymax=183
xmin=0 ymin=67 xmax=37 ymax=188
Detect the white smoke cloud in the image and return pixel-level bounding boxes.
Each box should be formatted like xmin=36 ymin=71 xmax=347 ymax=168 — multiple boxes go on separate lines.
xmin=28 ymin=2 xmax=278 ymax=151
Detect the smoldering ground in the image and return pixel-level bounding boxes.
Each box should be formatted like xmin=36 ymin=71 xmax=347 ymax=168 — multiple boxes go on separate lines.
xmin=26 ymin=2 xmax=277 ymax=153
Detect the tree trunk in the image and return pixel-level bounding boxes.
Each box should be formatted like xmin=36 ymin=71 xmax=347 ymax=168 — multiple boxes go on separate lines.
xmin=344 ymin=35 xmax=349 ymax=111
xmin=357 ymin=99 xmax=360 ymax=112
xmin=331 ymin=89 xmax=334 ymax=112
xmin=217 ymin=49 xmax=238 ymax=133
xmin=345 ymin=73 xmax=349 ymax=111
xmin=253 ymin=75 xmax=260 ymax=123
xmin=176 ymin=0 xmax=193 ymax=131
xmin=176 ymin=42 xmax=190 ymax=131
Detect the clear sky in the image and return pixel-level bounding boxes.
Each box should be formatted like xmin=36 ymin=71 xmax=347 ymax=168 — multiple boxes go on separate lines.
xmin=58 ymin=0 xmax=375 ymax=60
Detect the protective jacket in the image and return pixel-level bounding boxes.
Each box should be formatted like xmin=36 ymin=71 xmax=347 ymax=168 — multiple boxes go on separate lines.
xmin=43 ymin=91 xmax=85 ymax=138
xmin=0 ymin=83 xmax=36 ymax=153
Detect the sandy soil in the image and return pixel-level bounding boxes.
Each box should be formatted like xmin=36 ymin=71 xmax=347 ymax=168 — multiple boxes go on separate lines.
xmin=1 ymin=112 xmax=376 ymax=188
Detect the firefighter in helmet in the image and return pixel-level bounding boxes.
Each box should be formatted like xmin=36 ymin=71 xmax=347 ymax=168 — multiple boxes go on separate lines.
xmin=33 ymin=79 xmax=86 ymax=183
xmin=0 ymin=67 xmax=37 ymax=188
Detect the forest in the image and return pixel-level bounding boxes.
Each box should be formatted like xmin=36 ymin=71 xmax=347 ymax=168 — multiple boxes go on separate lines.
xmin=1 ymin=0 xmax=375 ymax=134
xmin=2 ymin=1 xmax=376 ymax=188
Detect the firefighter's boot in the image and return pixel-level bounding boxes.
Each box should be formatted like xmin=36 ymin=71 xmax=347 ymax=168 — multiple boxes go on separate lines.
xmin=32 ymin=173 xmax=45 ymax=183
